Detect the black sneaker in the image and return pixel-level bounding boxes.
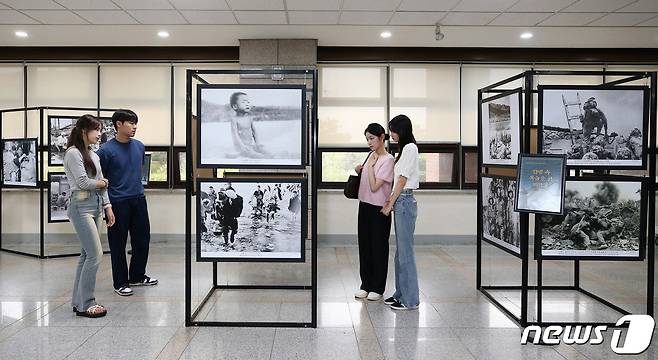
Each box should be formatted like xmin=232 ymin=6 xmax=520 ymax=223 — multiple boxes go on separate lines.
xmin=383 ymin=296 xmax=397 ymax=305
xmin=130 ymin=276 xmax=158 ymax=287
xmin=114 ymin=286 xmax=134 ymax=296
xmin=389 ymin=300 xmax=418 ymax=310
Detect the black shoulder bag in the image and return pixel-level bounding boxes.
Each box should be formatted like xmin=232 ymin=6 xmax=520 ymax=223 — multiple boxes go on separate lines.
xmin=344 ymin=152 xmax=372 ymax=199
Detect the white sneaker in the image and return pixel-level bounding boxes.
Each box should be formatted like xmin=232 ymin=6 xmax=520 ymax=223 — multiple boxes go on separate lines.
xmin=367 ymin=292 xmax=382 ymax=301
xmin=354 ymin=289 xmax=368 ymax=299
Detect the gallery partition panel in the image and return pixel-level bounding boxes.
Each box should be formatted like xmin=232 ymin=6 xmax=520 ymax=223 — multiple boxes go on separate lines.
xmin=184 ymin=68 xmax=318 ymax=328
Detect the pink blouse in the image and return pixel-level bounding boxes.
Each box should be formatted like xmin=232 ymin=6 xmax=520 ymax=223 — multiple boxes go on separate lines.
xmin=358 ymin=153 xmax=395 ymax=207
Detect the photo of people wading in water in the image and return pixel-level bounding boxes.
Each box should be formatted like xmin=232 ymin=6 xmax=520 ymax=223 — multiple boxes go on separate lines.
xmin=197 ymin=179 xmax=306 ymax=261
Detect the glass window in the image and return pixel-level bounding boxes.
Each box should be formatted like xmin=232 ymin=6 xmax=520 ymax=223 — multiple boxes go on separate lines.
xmin=462 ymin=146 xmax=478 ymax=189
xmin=391 ymin=144 xmax=460 ymax=189
xmin=319 ymin=148 xmax=370 ymax=187
xmin=144 ymin=146 xmax=169 ymax=188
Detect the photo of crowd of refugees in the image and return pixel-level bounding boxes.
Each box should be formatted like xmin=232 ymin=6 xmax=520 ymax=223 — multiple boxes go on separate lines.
xmin=2 ymin=138 xmax=37 ymax=187
xmin=481 ymin=91 xmax=520 ymax=166
xmin=199 ymin=85 xmax=304 ymax=167
xmin=541 ymin=87 xmax=646 ymax=167
xmin=481 ymin=175 xmax=520 ymax=254
xmin=540 ymin=179 xmax=643 ymax=258
xmin=48 ymin=172 xmax=70 ymax=222
xmin=49 ymin=116 xmax=116 ymax=165
xmin=197 ymin=180 xmax=305 ymax=260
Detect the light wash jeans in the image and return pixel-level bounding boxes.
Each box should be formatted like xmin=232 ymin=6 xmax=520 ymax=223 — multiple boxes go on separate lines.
xmin=68 ymin=190 xmax=103 ymax=311
xmin=391 ymin=190 xmax=419 ymax=307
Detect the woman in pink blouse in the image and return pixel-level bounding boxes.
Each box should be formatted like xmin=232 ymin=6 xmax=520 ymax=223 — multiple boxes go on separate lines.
xmin=353 ymin=123 xmax=395 ymax=301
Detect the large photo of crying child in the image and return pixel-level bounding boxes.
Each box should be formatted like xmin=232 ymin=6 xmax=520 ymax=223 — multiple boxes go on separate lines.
xmin=198 ymin=84 xmax=306 ymax=168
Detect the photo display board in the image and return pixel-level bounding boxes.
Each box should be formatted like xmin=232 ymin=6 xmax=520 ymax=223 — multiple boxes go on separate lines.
xmin=49 ymin=115 xmax=115 ymax=166
xmin=197 ymin=84 xmax=306 ymax=169
xmin=515 ymin=153 xmax=567 ymax=215
xmin=480 ymin=174 xmax=521 ymax=256
xmin=479 ymin=88 xmax=522 ymax=166
xmin=539 ymin=85 xmax=649 ymax=169
xmin=196 ymin=178 xmax=307 ymax=262
xmin=536 ymin=176 xmax=646 ymax=261
xmin=48 ymin=172 xmax=70 ymax=223
xmin=2 ymin=138 xmax=38 ymax=188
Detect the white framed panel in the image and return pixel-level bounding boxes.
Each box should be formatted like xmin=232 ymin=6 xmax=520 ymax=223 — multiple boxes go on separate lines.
xmin=390 ymin=64 xmax=460 ymax=142
xmin=27 ymin=64 xmax=97 ymax=108
xmin=100 ymin=64 xmax=170 ymax=145
xmin=318 ymin=106 xmax=387 ymax=146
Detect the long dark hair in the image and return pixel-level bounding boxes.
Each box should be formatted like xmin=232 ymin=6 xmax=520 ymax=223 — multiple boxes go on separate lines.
xmin=67 ymin=114 xmax=102 ymax=177
xmin=363 ymin=123 xmax=390 ymax=141
xmin=388 ymin=114 xmax=416 ymax=162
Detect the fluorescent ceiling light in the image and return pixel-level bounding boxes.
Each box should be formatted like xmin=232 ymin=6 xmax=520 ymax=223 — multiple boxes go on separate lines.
xmin=380 ymin=31 xmax=392 ymax=39
xmin=157 ymin=31 xmax=170 ymax=38
xmin=520 ymin=32 xmax=533 ymax=39
xmin=15 ymin=31 xmax=28 ymax=38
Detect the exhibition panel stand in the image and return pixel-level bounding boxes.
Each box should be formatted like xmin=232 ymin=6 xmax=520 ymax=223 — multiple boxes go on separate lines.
xmin=476 ymin=70 xmax=657 ymax=327
xmin=184 ymin=68 xmax=318 ymax=328
xmin=0 ymin=105 xmax=117 ymax=259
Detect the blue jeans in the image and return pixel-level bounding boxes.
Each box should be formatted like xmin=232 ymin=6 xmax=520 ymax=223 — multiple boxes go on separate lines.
xmin=392 ymin=190 xmax=419 ymax=307
xmin=68 ymin=190 xmax=103 ymax=311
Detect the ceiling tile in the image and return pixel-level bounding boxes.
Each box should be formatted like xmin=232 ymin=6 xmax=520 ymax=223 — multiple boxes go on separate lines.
xmin=288 ymin=11 xmax=339 ymax=24
xmin=169 ymin=0 xmax=229 ymax=10
xmin=0 ymin=9 xmax=40 ymax=23
xmin=440 ymin=12 xmax=498 ymax=25
xmin=22 ymin=9 xmax=88 ymax=23
xmin=339 ymin=11 xmax=392 ymax=25
xmin=637 ymin=15 xmax=658 ymax=26
xmin=539 ymin=12 xmax=606 ymax=26
xmin=618 ymin=0 xmax=658 ymax=12
xmin=0 ymin=4 xmax=7 ymax=9
xmin=233 ymin=10 xmax=286 ymax=24
xmin=127 ymin=10 xmax=187 ymax=24
xmin=111 ymin=0 xmax=173 ymax=10
xmin=226 ymin=0 xmax=284 ymax=11
xmin=180 ymin=10 xmax=236 ymax=24
xmin=398 ymin=0 xmax=460 ymax=11
xmin=55 ymin=0 xmax=118 ymax=9
xmin=0 ymin=0 xmax=63 ymax=10
xmin=563 ymin=0 xmax=636 ymax=12
xmin=489 ymin=12 xmax=553 ymax=26
xmin=588 ymin=12 xmax=658 ymax=26
xmin=74 ymin=10 xmax=137 ymax=23
xmin=389 ymin=11 xmax=445 ymax=25
xmin=342 ymin=0 xmax=402 ymax=11
xmin=286 ymin=0 xmax=340 ymax=11
xmin=452 ymin=0 xmax=518 ymax=12
xmin=508 ymin=0 xmax=577 ymax=12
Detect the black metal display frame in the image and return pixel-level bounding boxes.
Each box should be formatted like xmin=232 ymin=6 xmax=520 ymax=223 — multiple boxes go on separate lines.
xmin=476 ymin=70 xmax=656 ymax=328
xmin=0 ymin=106 xmax=117 ymax=259
xmin=184 ymin=68 xmax=318 ymax=328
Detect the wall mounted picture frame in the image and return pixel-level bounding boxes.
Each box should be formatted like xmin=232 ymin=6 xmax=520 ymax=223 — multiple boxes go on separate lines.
xmin=2 ymin=138 xmax=38 ymax=188
xmin=536 ymin=176 xmax=646 ymax=261
xmin=479 ymin=88 xmax=522 ymax=167
xmin=197 ymin=84 xmax=307 ymax=169
xmin=515 ymin=153 xmax=567 ymax=215
xmin=480 ymin=174 xmax=521 ymax=257
xmin=48 ymin=115 xmax=115 ymax=166
xmin=196 ymin=178 xmax=307 ymax=262
xmin=48 ymin=172 xmax=70 ymax=223
xmin=538 ymin=85 xmax=649 ymax=169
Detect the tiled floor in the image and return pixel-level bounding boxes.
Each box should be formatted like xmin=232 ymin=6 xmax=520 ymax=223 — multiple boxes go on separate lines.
xmin=0 ymin=242 xmax=656 ymax=359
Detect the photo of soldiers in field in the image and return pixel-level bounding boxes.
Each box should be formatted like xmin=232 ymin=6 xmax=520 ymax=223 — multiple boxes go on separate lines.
xmin=481 ymin=91 xmax=521 ymax=166
xmin=481 ymin=175 xmax=520 ymax=254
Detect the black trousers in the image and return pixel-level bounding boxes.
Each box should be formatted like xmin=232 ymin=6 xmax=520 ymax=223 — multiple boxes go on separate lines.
xmin=357 ymin=201 xmax=392 ymax=295
xmin=107 ymin=196 xmax=151 ymax=289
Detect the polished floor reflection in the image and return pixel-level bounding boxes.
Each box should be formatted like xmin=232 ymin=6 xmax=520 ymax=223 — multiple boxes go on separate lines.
xmin=0 ymin=243 xmax=656 ymax=359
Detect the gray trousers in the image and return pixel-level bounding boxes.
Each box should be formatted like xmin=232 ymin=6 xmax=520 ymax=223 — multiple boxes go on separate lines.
xmin=68 ymin=190 xmax=103 ymax=311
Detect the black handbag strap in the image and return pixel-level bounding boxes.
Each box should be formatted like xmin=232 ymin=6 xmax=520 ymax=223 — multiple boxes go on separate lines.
xmin=361 ymin=151 xmax=373 ymax=167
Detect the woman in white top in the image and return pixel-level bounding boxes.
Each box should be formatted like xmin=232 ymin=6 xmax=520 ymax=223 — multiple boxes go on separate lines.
xmin=381 ymin=114 xmax=420 ymax=310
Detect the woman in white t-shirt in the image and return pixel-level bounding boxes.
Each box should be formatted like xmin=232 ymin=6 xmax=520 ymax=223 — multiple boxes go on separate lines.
xmin=381 ymin=114 xmax=420 ymax=310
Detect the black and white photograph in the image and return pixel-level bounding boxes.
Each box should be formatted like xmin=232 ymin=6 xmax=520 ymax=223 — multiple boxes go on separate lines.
xmin=481 ymin=175 xmax=521 ymax=256
xmin=539 ymin=85 xmax=648 ymax=168
xmin=197 ymin=178 xmax=306 ymax=262
xmin=48 ymin=172 xmax=70 ymax=223
xmin=538 ymin=178 xmax=645 ymax=260
xmin=2 ymin=138 xmax=38 ymax=188
xmin=49 ymin=115 xmax=115 ymax=165
xmin=197 ymin=84 xmax=306 ymax=168
xmin=480 ymin=90 xmax=521 ymax=166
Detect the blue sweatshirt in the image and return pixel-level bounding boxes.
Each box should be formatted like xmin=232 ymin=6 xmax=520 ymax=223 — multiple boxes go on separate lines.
xmin=97 ymin=138 xmax=145 ymax=203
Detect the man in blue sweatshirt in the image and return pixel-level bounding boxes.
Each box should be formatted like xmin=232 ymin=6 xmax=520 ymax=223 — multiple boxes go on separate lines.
xmin=98 ymin=109 xmax=158 ymax=296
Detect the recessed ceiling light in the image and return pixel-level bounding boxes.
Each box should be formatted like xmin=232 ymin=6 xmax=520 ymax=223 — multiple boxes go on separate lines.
xmin=15 ymin=31 xmax=28 ymax=38
xmin=157 ymin=31 xmax=170 ymax=38
xmin=380 ymin=31 xmax=392 ymax=39
xmin=520 ymin=32 xmax=533 ymax=39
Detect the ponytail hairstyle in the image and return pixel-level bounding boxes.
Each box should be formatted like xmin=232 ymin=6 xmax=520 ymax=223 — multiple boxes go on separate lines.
xmin=364 ymin=123 xmax=390 ymax=142
xmin=388 ymin=114 xmax=416 ymax=162
xmin=67 ymin=114 xmax=102 ymax=177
